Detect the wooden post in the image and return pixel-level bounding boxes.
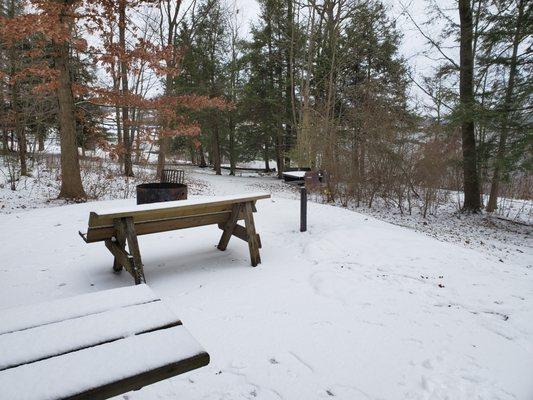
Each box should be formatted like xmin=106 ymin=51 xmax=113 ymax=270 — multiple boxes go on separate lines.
xmin=112 ymin=219 xmax=127 ymax=272
xmin=108 ymin=217 xmax=146 ymax=285
xmin=243 ymin=202 xmax=261 ymax=266
xmin=300 ymin=187 xmax=307 ymax=232
xmin=217 ymin=204 xmax=241 ymax=251
xmin=122 ymin=217 xmax=145 ymax=284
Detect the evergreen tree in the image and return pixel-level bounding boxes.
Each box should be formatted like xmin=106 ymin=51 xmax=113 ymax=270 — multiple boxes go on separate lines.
xmin=482 ymin=0 xmax=531 ymax=211
xmin=174 ymin=0 xmax=229 ymax=175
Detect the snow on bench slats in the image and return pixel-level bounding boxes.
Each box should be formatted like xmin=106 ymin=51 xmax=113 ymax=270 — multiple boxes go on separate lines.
xmin=92 ymin=192 xmax=270 ymax=216
xmin=0 ymin=301 xmax=180 ymax=370
xmin=0 ymin=326 xmax=205 ymax=400
xmin=0 ymin=284 xmax=157 ymax=335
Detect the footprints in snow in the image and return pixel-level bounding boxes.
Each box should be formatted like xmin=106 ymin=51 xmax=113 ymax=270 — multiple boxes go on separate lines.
xmin=268 ymin=353 xmax=343 ymax=398
xmin=269 ymin=352 xmax=313 ymax=372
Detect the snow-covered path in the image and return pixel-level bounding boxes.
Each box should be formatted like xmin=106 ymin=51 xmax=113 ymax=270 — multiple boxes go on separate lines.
xmin=0 ymin=173 xmax=532 ymax=399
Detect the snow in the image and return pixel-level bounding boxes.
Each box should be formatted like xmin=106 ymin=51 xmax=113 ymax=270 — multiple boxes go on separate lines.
xmin=0 ymin=155 xmax=207 ymax=214
xmin=0 ymin=326 xmax=205 ymax=400
xmin=282 ymin=171 xmax=306 ymax=179
xmin=0 ymin=300 xmax=179 ymax=370
xmin=1 ymin=170 xmax=532 ymax=399
xmin=221 ymin=160 xmax=278 ymax=170
xmin=0 ymin=284 xmax=157 ymax=335
xmin=92 ymin=192 xmax=270 ymax=217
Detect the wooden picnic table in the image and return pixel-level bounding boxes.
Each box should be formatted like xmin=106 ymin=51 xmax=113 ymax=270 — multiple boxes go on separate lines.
xmin=0 ymin=285 xmax=209 ymax=400
xmin=80 ymin=193 xmax=271 ymax=284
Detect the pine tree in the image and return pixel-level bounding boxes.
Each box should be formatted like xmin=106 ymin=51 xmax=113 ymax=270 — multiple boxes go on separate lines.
xmin=484 ymin=0 xmax=531 ymax=211
xmin=174 ymin=0 xmax=229 ymax=175
xmin=459 ymin=0 xmax=482 ymax=211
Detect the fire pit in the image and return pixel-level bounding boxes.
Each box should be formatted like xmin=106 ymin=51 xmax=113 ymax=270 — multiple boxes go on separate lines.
xmin=136 ymin=182 xmax=187 ymax=205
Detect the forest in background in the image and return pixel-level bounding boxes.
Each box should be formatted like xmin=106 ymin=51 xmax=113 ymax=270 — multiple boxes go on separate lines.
xmin=0 ymin=0 xmax=531 ymax=217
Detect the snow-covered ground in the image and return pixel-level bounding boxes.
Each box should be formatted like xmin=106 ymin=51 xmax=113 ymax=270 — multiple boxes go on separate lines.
xmin=1 ymin=163 xmax=532 ymax=399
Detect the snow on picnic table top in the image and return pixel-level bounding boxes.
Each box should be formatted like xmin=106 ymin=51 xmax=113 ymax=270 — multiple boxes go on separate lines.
xmin=91 ymin=192 xmax=271 ymax=216
xmin=0 ymin=285 xmax=207 ymax=400
xmin=0 ymin=326 xmax=205 ymax=400
xmin=0 ymin=284 xmax=157 ymax=335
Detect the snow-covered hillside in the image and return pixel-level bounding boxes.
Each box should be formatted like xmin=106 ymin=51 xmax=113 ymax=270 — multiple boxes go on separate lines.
xmin=0 ymin=171 xmax=531 ymax=399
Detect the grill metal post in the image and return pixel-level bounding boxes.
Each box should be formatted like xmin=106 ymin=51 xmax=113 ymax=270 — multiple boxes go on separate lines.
xmin=300 ymin=186 xmax=307 ymax=232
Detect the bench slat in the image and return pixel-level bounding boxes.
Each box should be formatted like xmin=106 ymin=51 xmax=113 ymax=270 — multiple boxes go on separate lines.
xmin=0 ymin=325 xmax=208 ymax=400
xmin=86 ymin=209 xmax=248 ymax=242
xmin=0 ymin=301 xmax=181 ymax=371
xmin=0 ymin=285 xmax=157 ymax=335
xmin=88 ymin=193 xmax=270 ymax=227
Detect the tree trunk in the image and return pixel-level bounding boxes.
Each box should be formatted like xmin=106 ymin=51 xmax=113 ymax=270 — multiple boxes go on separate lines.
xmin=189 ymin=139 xmax=196 ymax=164
xmin=53 ymin=1 xmax=86 ymax=199
xmin=228 ymin=113 xmax=236 ymax=175
xmin=157 ymin=0 xmax=181 ymax=178
xmin=38 ymin=130 xmax=45 ymax=151
xmin=212 ymin=119 xmax=222 ymax=175
xmin=112 ymin=71 xmax=123 ymax=171
xmin=156 ymin=69 xmax=172 ymax=179
xmin=12 ymin=82 xmax=27 ymax=175
xmin=119 ymin=0 xmax=133 ymax=177
xmin=458 ymin=0 xmax=481 ymax=212
xmin=133 ymin=110 xmax=142 ymax=163
xmin=486 ymin=0 xmax=525 ymax=212
xmin=284 ymin=0 xmax=295 ymax=168
xmin=7 ymin=0 xmax=27 ymax=175
xmin=1 ymin=131 xmax=8 ymax=152
xmin=198 ymin=144 xmax=207 ymax=167
xmin=275 ymin=130 xmax=284 ymax=178
xmin=156 ymin=136 xmax=169 ymax=177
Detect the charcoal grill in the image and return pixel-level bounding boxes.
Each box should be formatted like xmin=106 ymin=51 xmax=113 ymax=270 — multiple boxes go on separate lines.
xmin=136 ymin=169 xmax=187 ymax=205
xmin=136 ymin=182 xmax=187 ymax=205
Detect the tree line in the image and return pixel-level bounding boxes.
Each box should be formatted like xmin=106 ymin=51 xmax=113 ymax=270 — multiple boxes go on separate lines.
xmin=0 ymin=0 xmax=530 ymax=214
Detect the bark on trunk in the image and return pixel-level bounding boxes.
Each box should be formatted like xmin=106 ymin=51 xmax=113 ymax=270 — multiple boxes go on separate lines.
xmin=198 ymin=144 xmax=207 ymax=167
xmin=212 ymin=119 xmax=222 ymax=175
xmin=8 ymin=0 xmax=27 ymax=175
xmin=228 ymin=114 xmax=236 ymax=175
xmin=189 ymin=139 xmax=197 ymax=165
xmin=156 ymin=136 xmax=169 ymax=177
xmin=12 ymin=82 xmax=27 ymax=175
xmin=1 ymin=131 xmax=8 ymax=152
xmin=119 ymin=0 xmax=133 ymax=177
xmin=112 ymin=71 xmax=123 ymax=171
xmin=54 ymin=1 xmax=86 ymax=199
xmin=156 ymin=0 xmax=182 ymax=178
xmin=284 ymin=0 xmax=295 ymax=168
xmin=264 ymin=142 xmax=270 ymax=171
xmin=459 ymin=0 xmax=481 ymax=212
xmin=275 ymin=131 xmax=284 ymax=178
xmin=38 ymin=131 xmax=45 ymax=151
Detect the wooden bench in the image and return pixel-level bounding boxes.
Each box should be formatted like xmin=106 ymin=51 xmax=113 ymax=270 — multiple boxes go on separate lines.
xmin=0 ymin=285 xmax=210 ymax=400
xmin=80 ymin=193 xmax=270 ymax=284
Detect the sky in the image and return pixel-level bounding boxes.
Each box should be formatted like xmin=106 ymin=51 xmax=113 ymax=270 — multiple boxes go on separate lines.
xmin=92 ymin=0 xmax=458 ymax=108
xmin=230 ymin=0 xmax=459 ymax=108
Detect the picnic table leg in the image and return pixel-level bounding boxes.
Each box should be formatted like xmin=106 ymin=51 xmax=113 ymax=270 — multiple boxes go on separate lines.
xmin=243 ymin=201 xmax=261 ymax=267
xmin=111 ymin=220 xmax=127 ymax=272
xmin=217 ymin=204 xmax=241 ymax=251
xmin=122 ymin=217 xmax=146 ymax=285
xmin=108 ymin=217 xmax=146 ymax=284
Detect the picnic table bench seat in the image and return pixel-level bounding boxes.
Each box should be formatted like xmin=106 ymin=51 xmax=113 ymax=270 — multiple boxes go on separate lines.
xmin=0 ymin=285 xmax=209 ymax=400
xmin=80 ymin=193 xmax=271 ymax=284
